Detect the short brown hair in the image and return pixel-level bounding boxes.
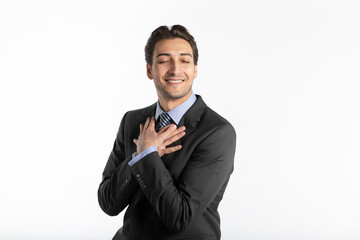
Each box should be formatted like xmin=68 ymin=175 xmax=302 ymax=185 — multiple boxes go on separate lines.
xmin=145 ymin=25 xmax=199 ymax=66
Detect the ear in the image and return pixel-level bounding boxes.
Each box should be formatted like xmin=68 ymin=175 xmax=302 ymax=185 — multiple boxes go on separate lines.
xmin=146 ymin=63 xmax=153 ymax=80
xmin=194 ymin=63 xmax=198 ymax=79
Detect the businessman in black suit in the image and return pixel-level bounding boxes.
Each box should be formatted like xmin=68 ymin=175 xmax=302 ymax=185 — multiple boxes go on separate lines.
xmin=98 ymin=25 xmax=236 ymax=240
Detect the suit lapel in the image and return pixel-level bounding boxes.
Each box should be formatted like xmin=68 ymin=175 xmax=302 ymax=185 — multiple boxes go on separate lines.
xmin=162 ymin=95 xmax=206 ymax=164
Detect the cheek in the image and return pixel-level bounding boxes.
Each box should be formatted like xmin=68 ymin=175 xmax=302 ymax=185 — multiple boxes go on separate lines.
xmin=153 ymin=67 xmax=166 ymax=77
xmin=185 ymin=69 xmax=196 ymax=78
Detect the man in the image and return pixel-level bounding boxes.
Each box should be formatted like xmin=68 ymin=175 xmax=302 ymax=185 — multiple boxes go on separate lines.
xmin=98 ymin=25 xmax=236 ymax=240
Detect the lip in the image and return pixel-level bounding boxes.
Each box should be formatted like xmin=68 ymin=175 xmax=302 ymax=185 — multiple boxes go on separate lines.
xmin=165 ymin=79 xmax=184 ymax=84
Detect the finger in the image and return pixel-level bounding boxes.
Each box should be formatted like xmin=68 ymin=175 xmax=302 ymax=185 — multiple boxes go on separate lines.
xmin=173 ymin=125 xmax=186 ymax=135
xmin=149 ymin=117 xmax=156 ymax=130
xmin=139 ymin=123 xmax=143 ymax=132
xmin=144 ymin=117 xmax=150 ymax=129
xmin=161 ymin=125 xmax=185 ymax=135
xmin=159 ymin=145 xmax=182 ymax=156
xmin=157 ymin=123 xmax=174 ymax=134
xmin=162 ymin=131 xmax=186 ymax=146
xmin=165 ymin=124 xmax=184 ymax=140
xmin=160 ymin=124 xmax=177 ymax=139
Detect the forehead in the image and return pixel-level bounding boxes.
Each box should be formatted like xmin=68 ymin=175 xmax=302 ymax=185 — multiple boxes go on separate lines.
xmin=153 ymin=38 xmax=193 ymax=56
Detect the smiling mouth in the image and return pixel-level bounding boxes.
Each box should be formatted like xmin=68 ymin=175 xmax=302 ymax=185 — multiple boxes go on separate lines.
xmin=165 ymin=79 xmax=184 ymax=83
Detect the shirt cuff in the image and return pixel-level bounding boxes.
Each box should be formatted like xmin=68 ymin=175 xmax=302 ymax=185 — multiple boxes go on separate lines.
xmin=128 ymin=146 xmax=158 ymax=166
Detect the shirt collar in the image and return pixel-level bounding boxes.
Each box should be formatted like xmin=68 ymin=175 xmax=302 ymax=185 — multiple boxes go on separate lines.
xmin=155 ymin=91 xmax=197 ymax=125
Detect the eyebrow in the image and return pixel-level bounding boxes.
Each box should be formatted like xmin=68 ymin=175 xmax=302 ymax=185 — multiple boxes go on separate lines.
xmin=156 ymin=53 xmax=193 ymax=58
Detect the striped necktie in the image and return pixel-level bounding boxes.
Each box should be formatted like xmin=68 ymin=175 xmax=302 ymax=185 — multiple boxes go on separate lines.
xmin=156 ymin=112 xmax=172 ymax=132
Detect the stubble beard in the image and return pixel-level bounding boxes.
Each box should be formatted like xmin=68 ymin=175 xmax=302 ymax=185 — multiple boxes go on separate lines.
xmin=157 ymin=83 xmax=192 ymax=101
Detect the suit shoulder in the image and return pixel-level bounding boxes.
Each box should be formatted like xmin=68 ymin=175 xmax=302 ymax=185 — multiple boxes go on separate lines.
xmin=201 ymin=106 xmax=236 ymax=136
xmin=124 ymin=103 xmax=156 ymax=119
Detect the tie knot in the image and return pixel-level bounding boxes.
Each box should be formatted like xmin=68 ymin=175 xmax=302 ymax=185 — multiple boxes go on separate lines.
xmin=156 ymin=112 xmax=172 ymax=132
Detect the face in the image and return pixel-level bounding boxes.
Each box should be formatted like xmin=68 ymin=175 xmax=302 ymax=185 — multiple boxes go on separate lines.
xmin=146 ymin=38 xmax=198 ymax=106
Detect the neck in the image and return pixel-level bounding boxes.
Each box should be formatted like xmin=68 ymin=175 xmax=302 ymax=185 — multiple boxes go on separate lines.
xmin=158 ymin=91 xmax=192 ymax=112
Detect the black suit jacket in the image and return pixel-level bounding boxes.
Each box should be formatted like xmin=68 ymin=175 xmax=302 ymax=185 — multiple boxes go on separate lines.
xmin=98 ymin=95 xmax=236 ymax=240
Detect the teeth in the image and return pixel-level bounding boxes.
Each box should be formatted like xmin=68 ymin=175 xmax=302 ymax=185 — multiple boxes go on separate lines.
xmin=167 ymin=80 xmax=182 ymax=83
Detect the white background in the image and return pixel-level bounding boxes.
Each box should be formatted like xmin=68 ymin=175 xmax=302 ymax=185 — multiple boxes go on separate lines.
xmin=1 ymin=0 xmax=359 ymax=239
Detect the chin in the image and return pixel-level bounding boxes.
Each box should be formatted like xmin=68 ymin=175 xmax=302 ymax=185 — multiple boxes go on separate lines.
xmin=166 ymin=90 xmax=190 ymax=99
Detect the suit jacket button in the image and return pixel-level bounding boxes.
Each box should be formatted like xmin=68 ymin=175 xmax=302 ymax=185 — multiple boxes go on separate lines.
xmin=136 ymin=174 xmax=140 ymax=178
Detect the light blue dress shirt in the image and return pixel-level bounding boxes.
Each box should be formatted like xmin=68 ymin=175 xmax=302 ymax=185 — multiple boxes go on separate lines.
xmin=128 ymin=91 xmax=197 ymax=166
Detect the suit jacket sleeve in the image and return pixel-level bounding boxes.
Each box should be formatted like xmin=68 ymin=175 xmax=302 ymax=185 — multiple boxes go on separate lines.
xmin=98 ymin=112 xmax=139 ymax=216
xmin=129 ymin=123 xmax=236 ymax=233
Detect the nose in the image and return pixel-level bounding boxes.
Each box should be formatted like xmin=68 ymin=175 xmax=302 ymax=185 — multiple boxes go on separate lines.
xmin=168 ymin=60 xmax=181 ymax=74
